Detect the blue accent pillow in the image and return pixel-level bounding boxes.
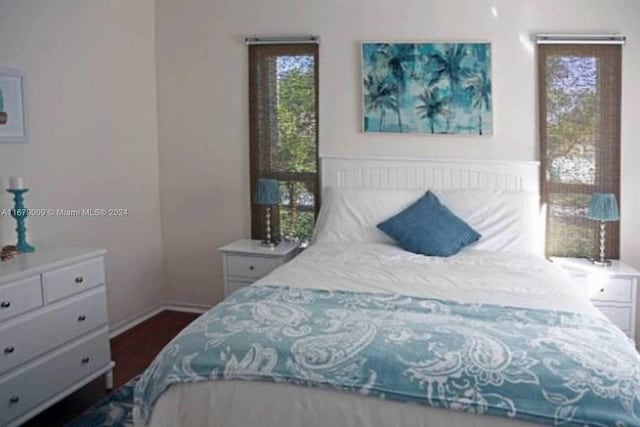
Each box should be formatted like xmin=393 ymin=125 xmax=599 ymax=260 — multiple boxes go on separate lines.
xmin=377 ymin=191 xmax=481 ymax=257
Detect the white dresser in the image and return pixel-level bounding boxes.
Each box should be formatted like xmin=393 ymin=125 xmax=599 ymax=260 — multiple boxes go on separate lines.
xmin=0 ymin=248 xmax=114 ymax=427
xmin=551 ymin=257 xmax=639 ymax=341
xmin=219 ymin=240 xmax=300 ymax=297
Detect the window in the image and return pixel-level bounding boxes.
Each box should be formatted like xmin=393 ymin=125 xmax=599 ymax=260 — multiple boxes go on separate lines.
xmin=538 ymin=44 xmax=621 ymax=257
xmin=249 ymin=43 xmax=319 ymax=244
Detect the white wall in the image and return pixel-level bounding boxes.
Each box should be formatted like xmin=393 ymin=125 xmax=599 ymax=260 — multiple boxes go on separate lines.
xmin=155 ymin=0 xmax=640 ymax=317
xmin=2 ymin=0 xmax=638 ymax=333
xmin=0 ymin=0 xmax=166 ymax=326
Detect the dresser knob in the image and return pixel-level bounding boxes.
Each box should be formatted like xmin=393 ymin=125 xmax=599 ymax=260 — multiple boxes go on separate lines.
xmin=82 ymin=357 xmax=90 ymax=364
xmin=9 ymin=396 xmax=19 ymax=404
xmin=4 ymin=346 xmax=14 ymax=354
xmin=600 ymin=288 xmax=605 ymax=293
xmin=249 ymin=266 xmax=254 ymax=270
xmin=0 ymin=301 xmax=10 ymax=309
xmin=75 ymin=276 xmax=84 ymax=284
xmin=78 ymin=315 xmax=86 ymax=322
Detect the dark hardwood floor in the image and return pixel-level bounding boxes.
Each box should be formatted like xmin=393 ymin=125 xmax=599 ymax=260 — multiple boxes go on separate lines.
xmin=22 ymin=310 xmax=200 ymax=427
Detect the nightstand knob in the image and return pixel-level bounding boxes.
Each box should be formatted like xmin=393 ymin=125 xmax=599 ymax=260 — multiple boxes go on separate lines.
xmin=600 ymin=288 xmax=605 ymax=293
xmin=75 ymin=276 xmax=84 ymax=284
xmin=82 ymin=357 xmax=90 ymax=364
xmin=4 ymin=346 xmax=15 ymax=354
xmin=9 ymin=396 xmax=19 ymax=404
xmin=0 ymin=301 xmax=10 ymax=309
xmin=249 ymin=266 xmax=254 ymax=270
xmin=78 ymin=314 xmax=86 ymax=322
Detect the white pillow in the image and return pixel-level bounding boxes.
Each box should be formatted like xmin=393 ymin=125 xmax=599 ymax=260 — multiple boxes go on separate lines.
xmin=432 ymin=189 xmax=543 ymax=256
xmin=312 ymin=187 xmax=543 ymax=257
xmin=313 ymin=187 xmax=421 ymax=244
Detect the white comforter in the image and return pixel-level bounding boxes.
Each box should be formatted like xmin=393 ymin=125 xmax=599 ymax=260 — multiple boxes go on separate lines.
xmin=140 ymin=242 xmax=602 ymax=427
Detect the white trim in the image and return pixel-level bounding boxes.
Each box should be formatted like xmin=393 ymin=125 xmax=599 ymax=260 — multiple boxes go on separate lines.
xmin=163 ymin=302 xmax=210 ymax=314
xmin=108 ymin=303 xmax=209 ymax=339
xmin=108 ymin=305 xmax=164 ymax=338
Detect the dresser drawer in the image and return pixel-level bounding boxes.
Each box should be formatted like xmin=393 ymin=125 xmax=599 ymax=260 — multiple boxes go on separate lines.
xmin=226 ymin=255 xmax=281 ymax=279
xmin=42 ymin=257 xmax=105 ymax=303
xmin=596 ymin=305 xmax=632 ymax=332
xmin=0 ymin=287 xmax=108 ymax=375
xmin=587 ymin=277 xmax=633 ymax=303
xmin=0 ymin=276 xmax=42 ymax=322
xmin=0 ymin=329 xmax=110 ymax=427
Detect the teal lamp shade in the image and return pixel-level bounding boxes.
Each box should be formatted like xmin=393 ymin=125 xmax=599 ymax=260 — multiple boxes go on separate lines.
xmin=586 ymin=193 xmax=619 ymax=221
xmin=254 ymin=179 xmax=280 ymax=205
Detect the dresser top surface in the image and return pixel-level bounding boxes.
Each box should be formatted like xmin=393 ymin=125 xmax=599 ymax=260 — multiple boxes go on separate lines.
xmin=0 ymin=247 xmax=106 ymax=283
xmin=550 ymin=257 xmax=640 ymax=277
xmin=219 ymin=239 xmax=299 ymax=257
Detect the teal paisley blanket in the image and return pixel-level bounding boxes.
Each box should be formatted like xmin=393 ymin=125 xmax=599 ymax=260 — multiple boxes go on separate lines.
xmin=134 ymin=285 xmax=640 ymax=426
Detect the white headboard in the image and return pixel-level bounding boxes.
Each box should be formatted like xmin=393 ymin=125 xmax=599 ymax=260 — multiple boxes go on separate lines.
xmin=321 ymin=155 xmax=540 ymax=194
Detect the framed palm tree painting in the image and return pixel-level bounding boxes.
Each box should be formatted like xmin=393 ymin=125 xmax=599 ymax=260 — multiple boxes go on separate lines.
xmin=0 ymin=69 xmax=28 ymax=143
xmin=362 ymin=42 xmax=492 ymax=135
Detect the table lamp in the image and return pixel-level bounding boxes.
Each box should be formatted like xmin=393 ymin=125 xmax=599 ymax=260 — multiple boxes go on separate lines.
xmin=586 ymin=192 xmax=619 ymax=266
xmin=254 ymin=178 xmax=280 ymax=247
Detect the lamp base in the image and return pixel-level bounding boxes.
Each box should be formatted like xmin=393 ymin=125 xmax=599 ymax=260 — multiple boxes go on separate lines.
xmin=260 ymin=240 xmax=278 ymax=248
xmin=590 ymin=257 xmax=612 ymax=267
xmin=7 ymin=188 xmax=36 ymax=254
xmin=17 ymin=242 xmax=35 ymax=253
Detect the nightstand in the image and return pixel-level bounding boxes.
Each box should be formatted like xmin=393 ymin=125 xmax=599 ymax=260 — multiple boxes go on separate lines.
xmin=551 ymin=257 xmax=640 ymax=340
xmin=219 ymin=239 xmax=300 ymax=297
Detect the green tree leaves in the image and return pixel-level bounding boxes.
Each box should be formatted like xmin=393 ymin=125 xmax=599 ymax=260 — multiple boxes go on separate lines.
xmin=274 ymin=56 xmax=317 ymax=242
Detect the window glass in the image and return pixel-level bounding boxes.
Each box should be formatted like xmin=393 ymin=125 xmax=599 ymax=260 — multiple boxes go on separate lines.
xmin=539 ymin=44 xmax=621 ymax=258
xmin=249 ymin=44 xmax=319 ymax=244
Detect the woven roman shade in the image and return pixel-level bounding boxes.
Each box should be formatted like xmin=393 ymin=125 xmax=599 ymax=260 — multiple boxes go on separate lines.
xmin=538 ymin=44 xmax=621 ymax=258
xmin=248 ymin=43 xmax=319 ymax=242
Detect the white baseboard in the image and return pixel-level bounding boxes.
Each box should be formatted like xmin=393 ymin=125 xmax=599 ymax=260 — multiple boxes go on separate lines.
xmin=164 ymin=302 xmax=210 ymax=314
xmin=108 ymin=302 xmax=210 ymax=339
xmin=108 ymin=305 xmax=165 ymax=338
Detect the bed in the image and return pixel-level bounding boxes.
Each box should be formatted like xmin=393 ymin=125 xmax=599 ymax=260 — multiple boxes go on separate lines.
xmin=133 ymin=156 xmax=640 ymax=427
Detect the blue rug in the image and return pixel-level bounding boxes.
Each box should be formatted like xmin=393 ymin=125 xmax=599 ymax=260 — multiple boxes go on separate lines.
xmin=65 ymin=376 xmax=138 ymax=427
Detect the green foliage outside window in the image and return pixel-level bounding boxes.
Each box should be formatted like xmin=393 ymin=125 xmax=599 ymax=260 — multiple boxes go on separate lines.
xmin=545 ymin=55 xmax=600 ymax=257
xmin=272 ymin=56 xmax=317 ymax=243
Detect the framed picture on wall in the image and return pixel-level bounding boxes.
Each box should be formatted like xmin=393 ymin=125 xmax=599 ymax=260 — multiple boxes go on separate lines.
xmin=0 ymin=69 xmax=28 ymax=143
xmin=361 ymin=42 xmax=492 ymax=135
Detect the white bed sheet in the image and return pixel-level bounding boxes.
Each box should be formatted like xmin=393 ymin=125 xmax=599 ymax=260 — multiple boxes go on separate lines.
xmin=140 ymin=242 xmax=601 ymax=427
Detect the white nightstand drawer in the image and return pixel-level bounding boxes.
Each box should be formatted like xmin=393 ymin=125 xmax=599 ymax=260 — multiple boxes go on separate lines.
xmin=0 ymin=329 xmax=110 ymax=427
xmin=589 ymin=277 xmax=633 ymax=303
xmin=220 ymin=240 xmax=300 ymax=298
xmin=226 ymin=280 xmax=253 ymax=296
xmin=0 ymin=276 xmax=42 ymax=322
xmin=43 ymin=257 xmax=105 ymax=303
xmin=226 ymin=255 xmax=280 ymax=280
xmin=596 ymin=305 xmax=632 ymax=332
xmin=551 ymin=257 xmax=639 ymax=344
xmin=0 ymin=287 xmax=108 ymax=375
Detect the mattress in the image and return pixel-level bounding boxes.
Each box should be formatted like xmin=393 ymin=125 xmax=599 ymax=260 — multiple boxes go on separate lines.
xmin=137 ymin=242 xmax=605 ymax=427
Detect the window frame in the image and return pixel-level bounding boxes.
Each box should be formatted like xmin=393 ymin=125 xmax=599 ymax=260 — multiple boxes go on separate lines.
xmin=538 ymin=43 xmax=622 ymax=258
xmin=248 ymin=43 xmax=320 ymax=243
